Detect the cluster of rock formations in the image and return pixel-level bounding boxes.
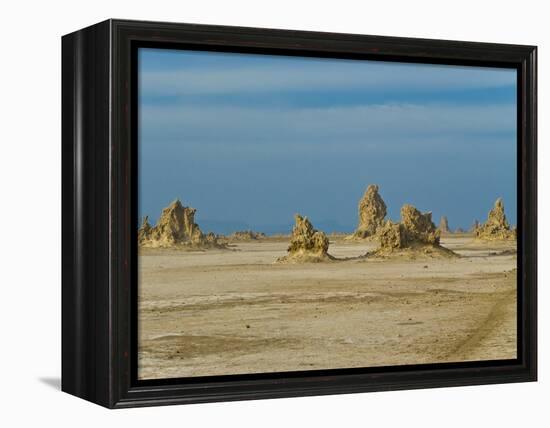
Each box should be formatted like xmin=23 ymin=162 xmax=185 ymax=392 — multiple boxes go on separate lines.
xmin=276 ymin=214 xmax=333 ymax=263
xmin=373 ymin=204 xmax=456 ymax=257
xmin=434 ymin=216 xmax=468 ymax=235
xmin=140 ymin=190 xmax=516 ymax=260
xmin=346 ymin=186 xmax=514 ymax=258
xmin=344 ymin=185 xmax=454 ymax=257
xmin=228 ymin=230 xmax=266 ymax=241
xmin=350 ymin=185 xmax=387 ymax=239
xmin=138 ymin=199 xmax=223 ymax=248
xmin=474 ymin=198 xmax=516 ymax=241
xmin=277 ymin=185 xmax=459 ymax=262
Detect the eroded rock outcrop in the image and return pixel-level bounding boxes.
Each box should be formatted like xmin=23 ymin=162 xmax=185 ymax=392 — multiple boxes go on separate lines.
xmin=138 ymin=199 xmax=224 ymax=248
xmin=229 ymin=230 xmax=266 ymax=241
xmin=371 ymin=204 xmax=456 ymax=258
xmin=475 ymin=198 xmax=516 ymax=241
xmin=138 ymin=216 xmax=153 ymax=243
xmin=438 ymin=216 xmax=451 ymax=234
xmin=350 ymin=185 xmax=387 ymax=239
xmin=276 ymin=214 xmax=333 ymax=263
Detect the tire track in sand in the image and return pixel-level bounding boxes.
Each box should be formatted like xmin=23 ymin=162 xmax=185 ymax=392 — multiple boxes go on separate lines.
xmin=442 ymin=286 xmax=516 ymax=361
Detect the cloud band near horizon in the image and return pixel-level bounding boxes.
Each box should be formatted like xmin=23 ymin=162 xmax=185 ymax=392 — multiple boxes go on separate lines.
xmin=138 ymin=48 xmax=517 ymax=234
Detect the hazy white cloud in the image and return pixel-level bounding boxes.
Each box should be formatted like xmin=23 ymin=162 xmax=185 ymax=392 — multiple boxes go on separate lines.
xmin=140 ymin=102 xmax=516 ymax=147
xmin=138 ymin=52 xmax=517 ymax=231
xmin=140 ymin=62 xmax=516 ymax=96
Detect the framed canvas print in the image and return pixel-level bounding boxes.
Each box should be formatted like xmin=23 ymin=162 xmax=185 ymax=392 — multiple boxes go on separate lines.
xmin=62 ymin=19 xmax=537 ymax=408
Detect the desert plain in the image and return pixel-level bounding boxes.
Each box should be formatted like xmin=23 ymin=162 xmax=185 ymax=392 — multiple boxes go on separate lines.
xmin=138 ymin=234 xmax=517 ymax=380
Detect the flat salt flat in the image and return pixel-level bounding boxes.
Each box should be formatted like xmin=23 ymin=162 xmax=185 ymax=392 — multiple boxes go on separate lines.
xmin=138 ymin=235 xmax=517 ymax=380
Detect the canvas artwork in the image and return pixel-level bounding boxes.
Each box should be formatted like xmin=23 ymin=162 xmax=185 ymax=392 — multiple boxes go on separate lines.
xmin=136 ymin=48 xmax=517 ymax=380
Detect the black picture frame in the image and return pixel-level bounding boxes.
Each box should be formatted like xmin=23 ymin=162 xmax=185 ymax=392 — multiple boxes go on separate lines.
xmin=62 ymin=19 xmax=537 ymax=408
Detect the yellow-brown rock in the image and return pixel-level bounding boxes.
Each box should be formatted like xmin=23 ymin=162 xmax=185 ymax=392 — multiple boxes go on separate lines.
xmin=277 ymin=214 xmax=333 ymax=263
xmin=351 ymin=185 xmax=387 ymax=239
xmin=138 ymin=199 xmax=223 ymax=248
xmin=373 ymin=204 xmax=456 ymax=258
xmin=228 ymin=230 xmax=266 ymax=241
xmin=438 ymin=216 xmax=451 ymax=234
xmin=475 ymin=198 xmax=516 ymax=241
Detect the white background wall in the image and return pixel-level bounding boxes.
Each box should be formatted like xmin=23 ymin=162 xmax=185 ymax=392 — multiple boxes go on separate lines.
xmin=0 ymin=0 xmax=546 ymax=425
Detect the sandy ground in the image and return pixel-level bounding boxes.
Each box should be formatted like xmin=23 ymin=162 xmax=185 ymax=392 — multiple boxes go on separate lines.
xmin=138 ymin=235 xmax=517 ymax=380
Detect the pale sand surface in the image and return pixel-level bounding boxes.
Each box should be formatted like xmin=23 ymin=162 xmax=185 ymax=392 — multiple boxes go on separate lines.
xmin=138 ymin=235 xmax=517 ymax=379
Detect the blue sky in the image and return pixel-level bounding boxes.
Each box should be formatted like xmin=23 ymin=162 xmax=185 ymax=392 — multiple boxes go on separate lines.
xmin=138 ymin=48 xmax=517 ymax=234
